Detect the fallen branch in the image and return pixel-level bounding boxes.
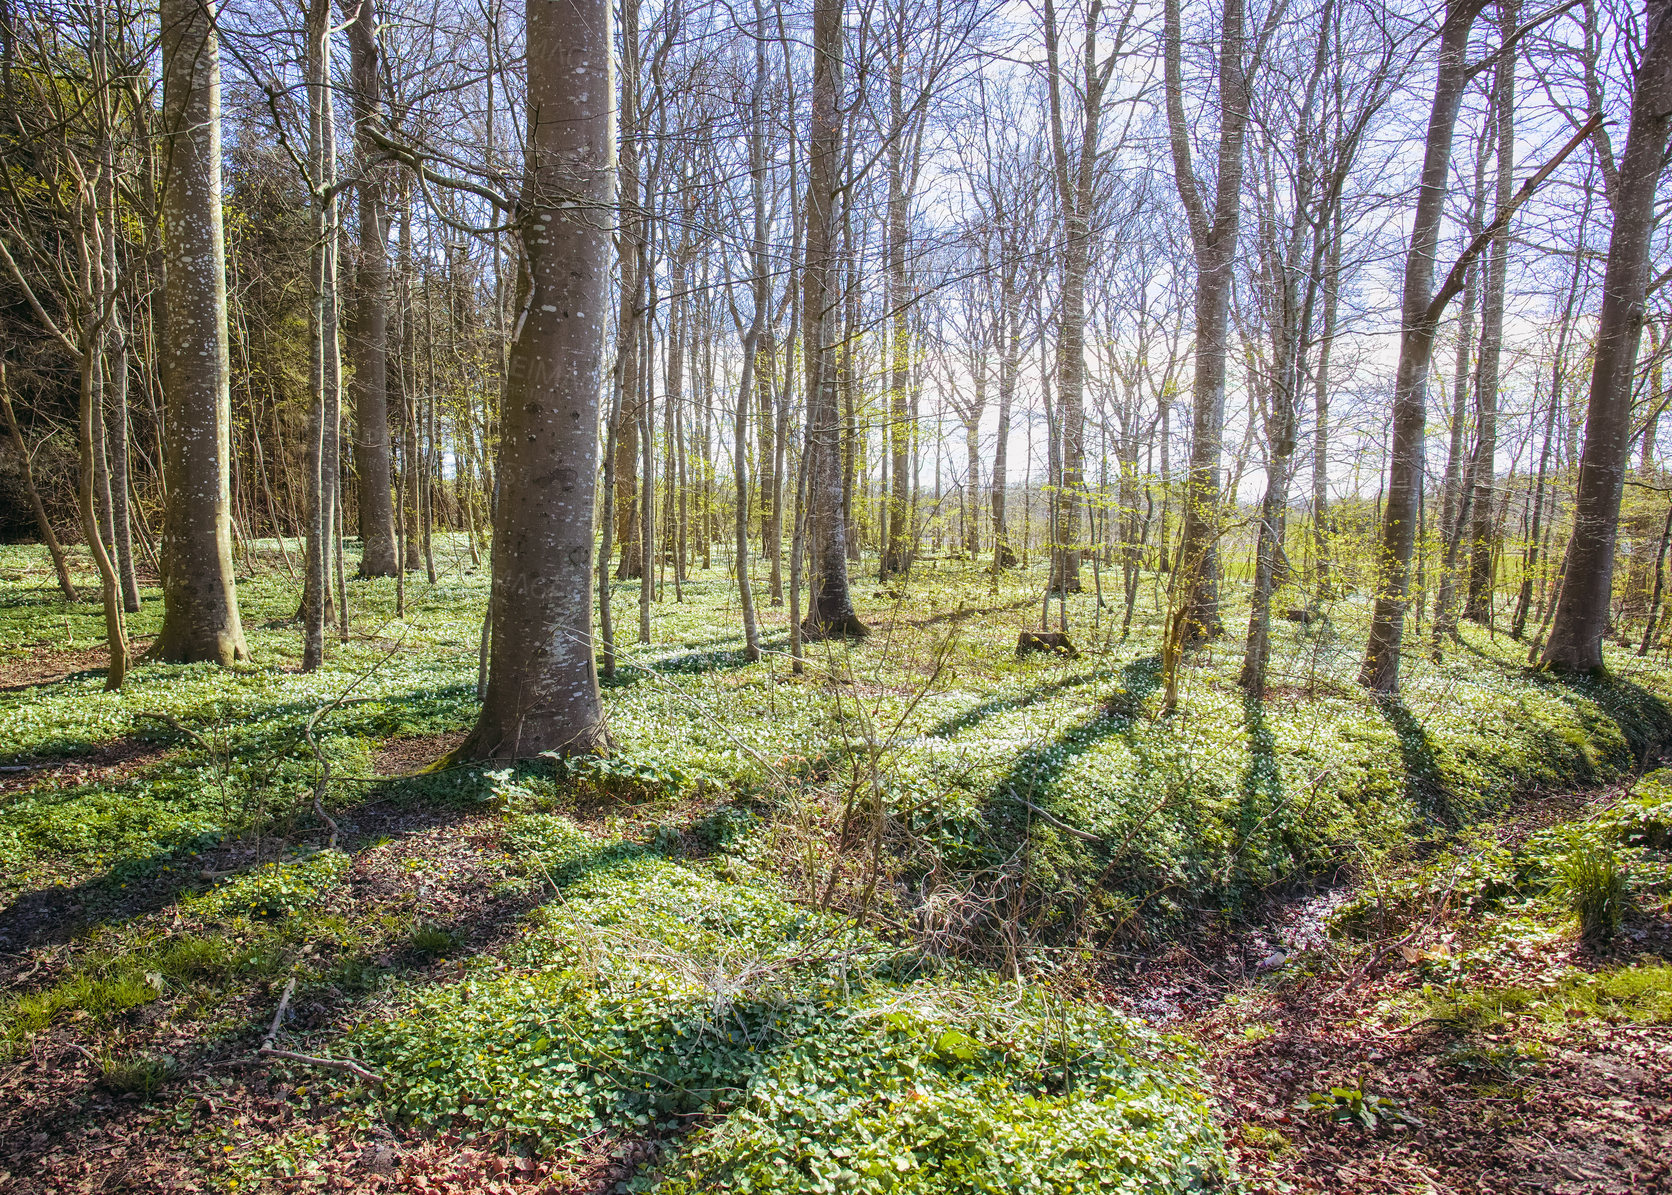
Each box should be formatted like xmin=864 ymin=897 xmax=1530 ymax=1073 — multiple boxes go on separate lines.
xmin=1013 ymin=796 xmax=1104 ymax=844
xmin=259 ymin=1045 xmax=386 ymax=1085
xmin=261 ymin=977 xmax=296 ymax=1051
xmin=257 ymin=976 xmax=384 ymax=1085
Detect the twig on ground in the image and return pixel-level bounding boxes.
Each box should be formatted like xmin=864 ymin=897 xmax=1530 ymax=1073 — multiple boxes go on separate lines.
xmin=257 ymin=976 xmax=384 ymax=1085
xmin=258 ymin=1046 xmax=386 ymax=1085
xmin=1014 ymin=796 xmax=1104 ymax=844
xmin=261 ymin=977 xmax=296 ymax=1051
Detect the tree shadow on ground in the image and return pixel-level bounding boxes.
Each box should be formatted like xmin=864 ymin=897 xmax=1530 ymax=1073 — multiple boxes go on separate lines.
xmin=1373 ymin=692 xmax=1462 ymax=827
xmin=1232 ymin=694 xmax=1286 ymax=878
xmin=601 ymin=634 xmax=791 ymax=685
xmin=877 ymin=596 xmax=1036 ymax=632
xmin=0 ymin=667 xmax=107 ymax=696
xmin=1526 ymin=668 xmax=1672 ymax=763
xmin=1451 ymin=634 xmax=1672 ymax=773
xmin=924 ymin=665 xmax=1112 ymax=741
xmin=0 ymin=817 xmax=556 ymax=1163
xmin=0 ymin=756 xmax=506 ymax=956
xmin=982 ymin=655 xmax=1162 ymax=839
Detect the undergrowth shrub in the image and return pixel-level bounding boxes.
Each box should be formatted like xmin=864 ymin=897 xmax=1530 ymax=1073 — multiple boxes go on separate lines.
xmin=100 ymin=1050 xmax=175 ymax=1099
xmin=1329 ymin=767 xmax=1672 ymax=944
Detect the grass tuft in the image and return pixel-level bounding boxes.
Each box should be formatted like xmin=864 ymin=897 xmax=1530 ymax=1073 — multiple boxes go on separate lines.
xmin=1558 ymin=841 xmax=1629 ymax=947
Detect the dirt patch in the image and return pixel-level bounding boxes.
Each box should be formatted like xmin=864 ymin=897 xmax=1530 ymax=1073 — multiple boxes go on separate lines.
xmin=374 ymin=733 xmax=465 ymax=777
xmin=1102 ymin=783 xmax=1672 ymax=1195
xmin=0 ymin=734 xmax=173 ymax=798
xmin=0 ymin=637 xmax=154 ymax=694
xmin=0 ymin=809 xmax=547 ymax=1194
xmin=1201 ymin=963 xmax=1672 ymax=1194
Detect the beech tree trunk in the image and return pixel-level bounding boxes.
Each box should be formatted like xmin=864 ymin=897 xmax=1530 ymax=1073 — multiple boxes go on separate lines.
xmin=801 ymin=0 xmax=865 ymax=638
xmin=1542 ymin=0 xmax=1672 ymax=672
xmin=347 ymin=0 xmax=398 ymax=578
xmin=96 ymin=114 xmax=140 ymax=614
xmin=1358 ymin=0 xmax=1485 ymax=690
xmin=1041 ymin=0 xmax=1125 ymax=596
xmin=1311 ymin=219 xmax=1339 ymax=591
xmin=454 ymin=0 xmax=611 ymax=759
xmin=151 ymin=0 xmax=247 ymax=666
xmin=81 ymin=338 xmax=127 ymax=688
xmin=1464 ymin=0 xmax=1518 ymax=624
xmin=882 ymin=49 xmax=913 ymax=578
xmin=614 ymin=0 xmax=644 ymax=582
xmin=301 ymin=0 xmax=338 ymax=672
xmin=730 ymin=0 xmax=770 ymax=662
xmin=1165 ymin=0 xmax=1252 ymax=641
xmin=1432 ymin=144 xmax=1486 ymax=647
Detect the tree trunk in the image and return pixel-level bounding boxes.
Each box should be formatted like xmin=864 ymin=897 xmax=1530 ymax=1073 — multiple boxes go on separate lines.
xmin=1311 ymin=218 xmax=1339 ymax=592
xmin=731 ymin=0 xmax=771 ymax=661
xmin=1432 ymin=148 xmax=1485 ymax=647
xmin=80 ymin=343 xmax=127 ymax=689
xmin=882 ymin=53 xmax=913 ymax=579
xmin=453 ymin=0 xmax=611 ymax=760
xmin=614 ymin=0 xmax=643 ymax=583
xmin=95 ymin=115 xmax=140 ymax=614
xmin=1165 ymin=0 xmax=1252 ymax=640
xmin=991 ymin=270 xmax=1018 ymax=570
xmin=1542 ymin=0 xmax=1672 ymax=672
xmin=1358 ymin=0 xmax=1485 ymax=690
xmin=105 ymin=310 xmax=140 ymax=611
xmin=1042 ymin=0 xmax=1122 ymax=597
xmin=1638 ymin=502 xmax=1672 ymax=654
xmin=801 ymin=0 xmax=865 ymax=638
xmin=300 ymin=0 xmax=338 ymax=672
xmin=151 ymin=0 xmax=247 ymax=665
xmin=1464 ymin=0 xmax=1518 ymax=624
xmin=347 ymin=0 xmax=398 ymax=578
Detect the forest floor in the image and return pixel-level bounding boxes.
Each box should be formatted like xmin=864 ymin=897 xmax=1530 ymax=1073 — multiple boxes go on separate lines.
xmin=1 ymin=539 xmax=1670 ymax=1192
xmin=1129 ymin=777 xmax=1672 ymax=1194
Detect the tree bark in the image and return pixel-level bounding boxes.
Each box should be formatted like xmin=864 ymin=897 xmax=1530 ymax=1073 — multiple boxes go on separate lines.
xmin=301 ymin=0 xmax=338 ymax=672
xmin=801 ymin=0 xmax=865 ymax=638
xmin=1165 ymin=0 xmax=1252 ymax=640
xmin=1464 ymin=0 xmax=1518 ymax=623
xmin=882 ymin=47 xmax=913 ymax=578
xmin=1041 ymin=0 xmax=1125 ymax=596
xmin=1432 ymin=142 xmax=1486 ymax=646
xmin=1311 ymin=217 xmax=1339 ymax=592
xmin=80 ymin=334 xmax=127 ymax=689
xmin=151 ymin=0 xmax=247 ymax=666
xmin=347 ymin=0 xmax=398 ymax=578
xmin=1638 ymin=502 xmax=1672 ymax=654
xmin=1542 ymin=0 xmax=1672 ymax=672
xmin=613 ymin=0 xmax=643 ymax=582
xmin=1358 ymin=0 xmax=1485 ymax=690
xmin=453 ymin=0 xmax=611 ymax=760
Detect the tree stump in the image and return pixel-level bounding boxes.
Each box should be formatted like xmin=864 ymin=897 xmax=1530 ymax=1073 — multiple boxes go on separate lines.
xmin=1017 ymin=630 xmax=1077 ymax=658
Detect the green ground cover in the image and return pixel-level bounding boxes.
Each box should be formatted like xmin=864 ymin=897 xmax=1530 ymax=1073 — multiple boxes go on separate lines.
xmin=4 ymin=539 xmax=1671 ymax=1189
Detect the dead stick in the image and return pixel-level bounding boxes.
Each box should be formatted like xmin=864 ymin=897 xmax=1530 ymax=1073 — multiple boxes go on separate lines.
xmin=259 ymin=1046 xmax=385 ymax=1085
xmin=261 ymin=977 xmax=296 ymax=1051
xmin=257 ymin=976 xmax=384 ymax=1085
